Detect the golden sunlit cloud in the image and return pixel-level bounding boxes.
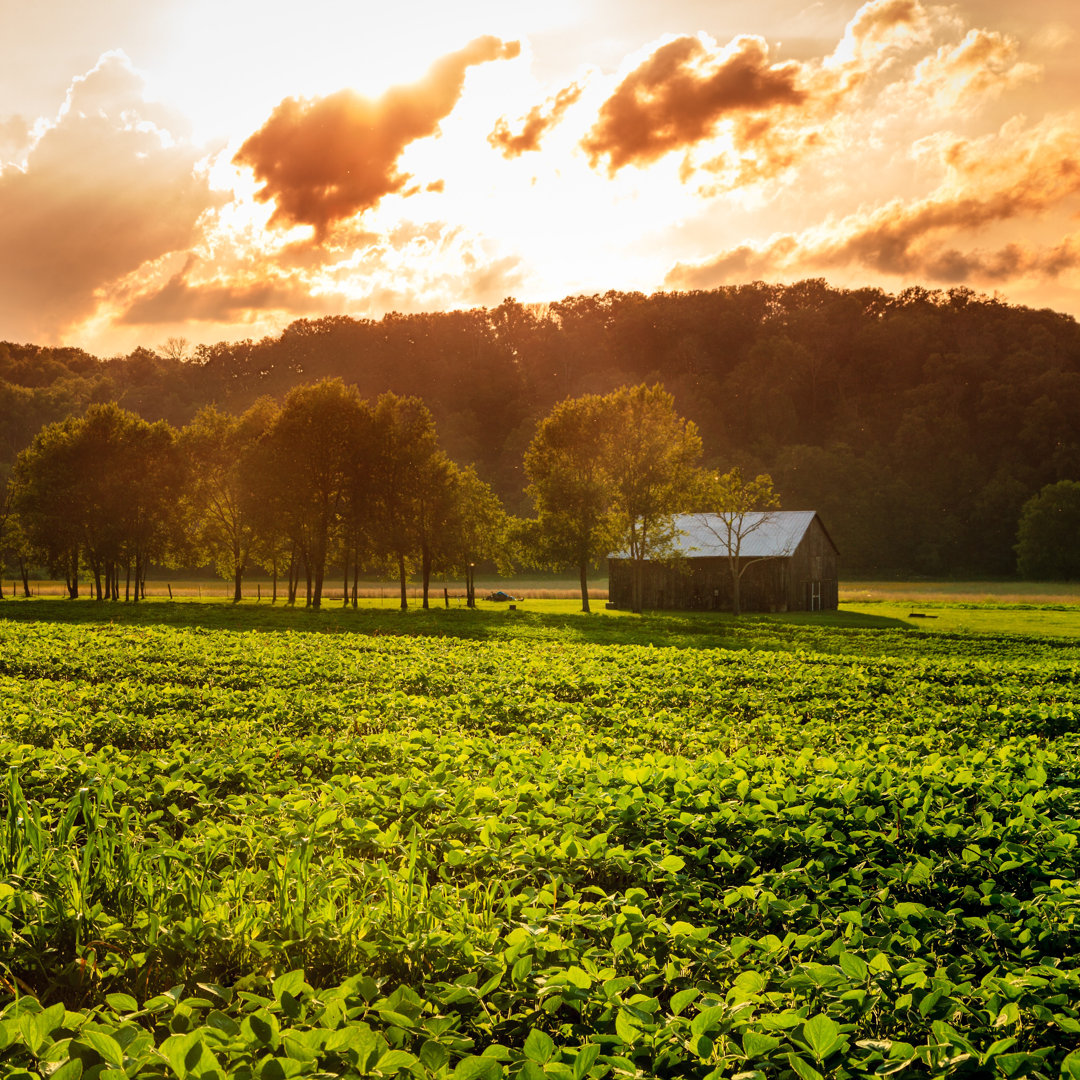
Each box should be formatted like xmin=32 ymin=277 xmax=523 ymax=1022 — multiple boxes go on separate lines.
xmin=0 ymin=52 xmax=217 ymax=344
xmin=489 ymin=81 xmax=585 ymax=157
xmin=117 ymin=256 xmax=331 ymax=325
xmin=911 ymin=29 xmax=1040 ymax=109
xmin=581 ymin=34 xmax=806 ymax=174
xmin=233 ymin=36 xmax=520 ymax=241
xmin=666 ymin=114 xmax=1080 ymax=289
xmin=828 ymin=0 xmax=930 ymax=66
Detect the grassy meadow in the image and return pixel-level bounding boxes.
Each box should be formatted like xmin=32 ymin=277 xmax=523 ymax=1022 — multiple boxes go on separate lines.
xmin=1 ymin=590 xmax=1079 ymax=1078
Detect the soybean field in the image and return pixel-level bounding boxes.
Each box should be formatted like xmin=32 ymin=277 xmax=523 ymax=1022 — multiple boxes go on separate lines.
xmin=1 ymin=602 xmax=1079 ymax=1079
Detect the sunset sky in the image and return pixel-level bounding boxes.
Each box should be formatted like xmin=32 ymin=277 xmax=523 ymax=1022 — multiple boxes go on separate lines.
xmin=1 ymin=0 xmax=1078 ymax=356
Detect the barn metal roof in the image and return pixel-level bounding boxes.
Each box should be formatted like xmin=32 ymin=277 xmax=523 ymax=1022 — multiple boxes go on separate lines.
xmin=607 ymin=511 xmax=818 ymax=560
xmin=672 ymin=511 xmax=817 ymax=558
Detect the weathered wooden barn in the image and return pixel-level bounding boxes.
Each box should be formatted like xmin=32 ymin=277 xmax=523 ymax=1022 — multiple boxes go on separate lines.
xmin=608 ymin=511 xmax=839 ymax=612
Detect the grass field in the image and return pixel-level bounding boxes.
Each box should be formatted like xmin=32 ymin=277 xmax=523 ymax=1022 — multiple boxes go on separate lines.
xmin=1 ymin=596 xmax=1079 ymax=1077
xmin=9 ymin=574 xmax=1080 ymax=606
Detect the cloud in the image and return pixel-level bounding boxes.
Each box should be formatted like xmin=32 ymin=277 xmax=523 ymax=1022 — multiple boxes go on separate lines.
xmin=831 ymin=0 xmax=930 ymax=63
xmin=581 ymin=34 xmax=805 ymax=174
xmin=118 ymin=257 xmax=329 ymax=324
xmin=233 ymin=36 xmax=520 ymax=240
xmin=0 ymin=115 xmax=31 ymax=164
xmin=0 ymin=52 xmax=217 ymax=344
xmin=665 ymin=116 xmax=1080 ymax=289
xmin=489 ymin=81 xmax=584 ymax=158
xmin=911 ymin=29 xmax=1040 ymax=107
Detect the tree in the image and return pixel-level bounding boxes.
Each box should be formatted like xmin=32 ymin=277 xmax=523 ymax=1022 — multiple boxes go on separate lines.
xmin=179 ymin=400 xmax=277 ymax=602
xmin=412 ymin=451 xmax=460 ymax=609
xmin=10 ymin=414 xmax=87 ymax=597
xmin=1016 ymin=480 xmax=1080 ymax=580
xmin=259 ymin=380 xmax=369 ymax=608
xmin=114 ymin=412 xmax=184 ymax=601
xmin=604 ymin=385 xmax=703 ymax=614
xmin=431 ymin=463 xmax=507 ymax=607
xmin=368 ymin=393 xmax=442 ymax=610
xmin=700 ymin=467 xmax=782 ymax=616
xmin=10 ymin=404 xmax=181 ymax=600
xmin=521 ymin=393 xmax=620 ymax=612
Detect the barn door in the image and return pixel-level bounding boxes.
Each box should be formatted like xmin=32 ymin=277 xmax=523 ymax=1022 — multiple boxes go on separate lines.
xmin=805 ymin=580 xmax=822 ymax=611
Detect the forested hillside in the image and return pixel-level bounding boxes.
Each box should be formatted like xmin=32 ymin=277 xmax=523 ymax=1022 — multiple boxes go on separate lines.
xmin=4 ymin=279 xmax=1079 ymax=575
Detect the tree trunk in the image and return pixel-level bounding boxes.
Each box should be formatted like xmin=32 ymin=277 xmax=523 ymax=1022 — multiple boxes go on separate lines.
xmin=731 ymin=564 xmax=742 ymax=617
xmin=68 ymin=550 xmax=79 ymax=599
xmin=20 ymin=556 xmax=32 ymax=599
xmin=287 ymin=548 xmax=298 ymax=605
xmin=579 ymin=560 xmax=591 ymax=613
xmin=233 ymin=565 xmax=243 ymax=603
xmin=133 ymin=552 xmax=141 ymax=603
xmin=125 ymin=560 xmax=131 ymax=602
xmin=398 ymin=553 xmax=408 ymax=610
xmin=342 ymin=547 xmax=350 ymax=607
xmin=271 ymin=553 xmax=278 ymax=604
xmin=421 ymin=544 xmax=431 ymax=609
xmin=351 ymin=546 xmax=359 ymax=609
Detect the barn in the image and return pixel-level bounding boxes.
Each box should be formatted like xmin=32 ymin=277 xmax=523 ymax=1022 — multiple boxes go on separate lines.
xmin=607 ymin=510 xmax=839 ymax=613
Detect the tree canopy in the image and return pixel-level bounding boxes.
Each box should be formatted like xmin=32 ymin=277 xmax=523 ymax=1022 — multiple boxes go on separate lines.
xmin=1016 ymin=481 xmax=1080 ymax=580
xmin=4 ymin=279 xmax=1080 ymax=577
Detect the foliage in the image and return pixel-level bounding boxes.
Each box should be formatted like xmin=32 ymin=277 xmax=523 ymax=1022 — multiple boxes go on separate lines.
xmin=1 ymin=602 xmax=1079 ymax=1076
xmin=700 ymin=468 xmax=782 ymax=616
xmin=521 ymin=394 xmax=623 ymax=613
xmin=8 ymin=281 xmax=1080 ymax=576
xmin=604 ymin=385 xmax=703 ymax=613
xmin=367 ymin=393 xmax=444 ymax=610
xmin=178 ymin=400 xmax=278 ymax=601
xmin=10 ymin=404 xmax=181 ymax=599
xmin=1016 ymin=480 xmax=1080 ymax=580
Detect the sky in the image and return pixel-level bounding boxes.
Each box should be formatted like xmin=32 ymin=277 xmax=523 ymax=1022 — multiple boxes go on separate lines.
xmin=1 ymin=0 xmax=1078 ymax=356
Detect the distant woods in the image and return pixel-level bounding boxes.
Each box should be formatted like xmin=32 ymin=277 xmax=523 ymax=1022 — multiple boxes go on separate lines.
xmin=3 ymin=278 xmax=1080 ymax=579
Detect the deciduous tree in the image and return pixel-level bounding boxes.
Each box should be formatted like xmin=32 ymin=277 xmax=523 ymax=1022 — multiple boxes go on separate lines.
xmin=179 ymin=399 xmax=277 ymax=602
xmin=700 ymin=467 xmax=782 ymax=616
xmin=1016 ymin=480 xmax=1080 ymax=580
xmin=521 ymin=393 xmax=619 ymax=612
xmin=604 ymin=385 xmax=703 ymax=614
xmin=368 ymin=393 xmax=442 ymax=610
xmin=259 ymin=380 xmax=369 ymax=608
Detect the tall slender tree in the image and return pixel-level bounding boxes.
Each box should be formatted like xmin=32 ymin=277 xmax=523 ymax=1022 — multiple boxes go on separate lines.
xmin=180 ymin=400 xmax=278 ymax=602
xmin=603 ymin=385 xmax=703 ymax=614
xmin=429 ymin=462 xmax=507 ymax=607
xmin=256 ymin=380 xmax=369 ymax=607
xmin=368 ymin=393 xmax=442 ymax=610
xmin=699 ymin=468 xmax=782 ymax=616
xmin=521 ymin=393 xmax=619 ymax=612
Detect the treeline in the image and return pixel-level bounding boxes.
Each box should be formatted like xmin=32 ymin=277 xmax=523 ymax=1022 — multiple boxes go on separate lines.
xmin=3 ymin=279 xmax=1080 ymax=575
xmin=0 ymin=382 xmax=710 ymax=611
xmin=0 ymin=385 xmax=503 ymax=608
